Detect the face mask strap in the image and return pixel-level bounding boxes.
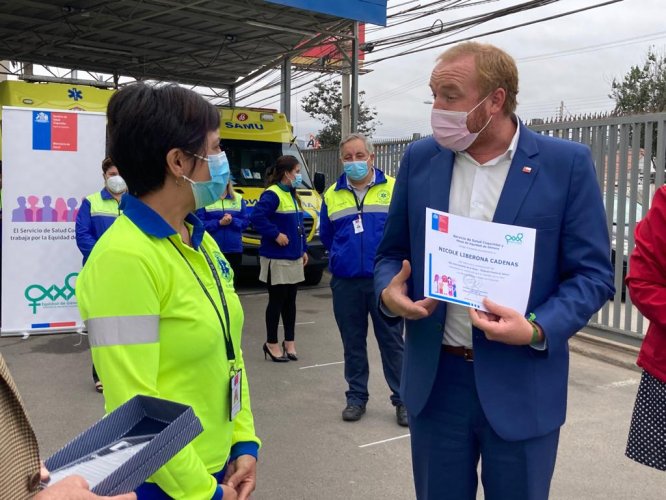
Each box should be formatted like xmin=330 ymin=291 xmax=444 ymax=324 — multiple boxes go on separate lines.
xmin=468 ymin=91 xmax=494 ymax=116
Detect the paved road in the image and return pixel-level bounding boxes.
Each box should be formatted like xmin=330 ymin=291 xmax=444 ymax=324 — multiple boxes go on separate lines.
xmin=1 ymin=274 xmax=662 ymax=499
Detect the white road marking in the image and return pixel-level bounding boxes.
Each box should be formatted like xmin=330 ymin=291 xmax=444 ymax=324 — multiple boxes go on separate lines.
xmin=299 ymin=361 xmax=344 ymax=370
xmin=359 ymin=433 xmax=411 ymax=448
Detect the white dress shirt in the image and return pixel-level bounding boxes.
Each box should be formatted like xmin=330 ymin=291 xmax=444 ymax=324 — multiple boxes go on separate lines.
xmin=443 ymin=124 xmax=520 ymax=347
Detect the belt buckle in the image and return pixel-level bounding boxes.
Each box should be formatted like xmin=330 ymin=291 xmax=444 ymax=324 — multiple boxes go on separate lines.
xmin=463 ymin=348 xmax=474 ymax=362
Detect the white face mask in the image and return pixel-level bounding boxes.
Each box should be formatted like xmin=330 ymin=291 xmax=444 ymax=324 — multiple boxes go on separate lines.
xmin=430 ymin=93 xmax=493 ymax=151
xmin=105 ymin=175 xmax=127 ymax=194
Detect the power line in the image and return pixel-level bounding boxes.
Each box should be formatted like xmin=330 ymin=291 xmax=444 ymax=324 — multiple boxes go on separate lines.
xmin=516 ymin=30 xmax=666 ymax=63
xmin=365 ymin=0 xmax=562 ymax=52
xmin=366 ymin=0 xmax=624 ymax=64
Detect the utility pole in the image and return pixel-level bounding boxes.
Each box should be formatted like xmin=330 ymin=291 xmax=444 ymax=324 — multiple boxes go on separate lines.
xmin=280 ymin=57 xmax=292 ymax=121
xmin=341 ymin=21 xmax=360 ymax=139
xmin=558 ymin=100 xmax=564 ymax=121
xmin=351 ymin=21 xmax=359 ymax=133
xmin=341 ymin=72 xmax=350 ymax=140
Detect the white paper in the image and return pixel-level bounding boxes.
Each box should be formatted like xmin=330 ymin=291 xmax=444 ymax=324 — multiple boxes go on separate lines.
xmin=424 ymin=208 xmax=536 ymax=314
xmin=47 ymin=436 xmax=152 ymax=489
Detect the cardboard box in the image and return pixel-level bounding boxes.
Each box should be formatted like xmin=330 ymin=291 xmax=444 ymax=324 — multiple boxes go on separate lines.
xmin=44 ymin=395 xmax=203 ymax=496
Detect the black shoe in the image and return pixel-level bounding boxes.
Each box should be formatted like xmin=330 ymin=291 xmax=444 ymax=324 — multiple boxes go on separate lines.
xmin=263 ymin=343 xmax=289 ymax=362
xmin=396 ymin=404 xmax=409 ymax=427
xmin=342 ymin=404 xmax=366 ymax=422
xmin=282 ymin=341 xmax=298 ymax=361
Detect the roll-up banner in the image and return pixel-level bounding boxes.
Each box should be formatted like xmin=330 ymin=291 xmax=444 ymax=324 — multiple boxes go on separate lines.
xmin=1 ymin=107 xmax=106 ymax=336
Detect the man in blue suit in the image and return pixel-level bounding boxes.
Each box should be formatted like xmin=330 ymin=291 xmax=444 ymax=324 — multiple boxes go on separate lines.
xmin=375 ymin=42 xmax=615 ymax=500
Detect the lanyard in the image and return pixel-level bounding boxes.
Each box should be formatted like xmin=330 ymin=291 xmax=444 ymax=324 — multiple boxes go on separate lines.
xmin=168 ymin=239 xmax=236 ymax=365
xmin=350 ymin=186 xmax=367 ymax=215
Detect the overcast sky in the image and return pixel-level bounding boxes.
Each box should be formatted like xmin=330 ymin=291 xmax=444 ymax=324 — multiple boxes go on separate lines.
xmin=279 ymin=0 xmax=666 ymax=141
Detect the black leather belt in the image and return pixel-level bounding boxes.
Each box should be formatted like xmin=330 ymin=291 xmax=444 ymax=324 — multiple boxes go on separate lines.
xmin=443 ymin=345 xmax=474 ymax=362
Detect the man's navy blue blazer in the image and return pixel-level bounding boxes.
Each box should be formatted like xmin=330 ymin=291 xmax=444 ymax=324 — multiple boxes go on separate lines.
xmin=374 ymin=121 xmax=615 ymax=441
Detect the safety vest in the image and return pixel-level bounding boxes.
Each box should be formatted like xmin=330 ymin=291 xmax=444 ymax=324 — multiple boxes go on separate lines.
xmin=250 ymin=184 xmax=306 ymax=260
xmin=87 ymin=190 xmax=121 ymax=218
xmin=321 ymin=170 xmax=395 ymax=278
xmin=76 ymin=189 xmax=121 ymax=264
xmin=198 ymin=193 xmax=247 ymax=254
xmin=76 ymin=195 xmax=260 ymax=498
xmin=204 ymin=193 xmax=243 ymax=214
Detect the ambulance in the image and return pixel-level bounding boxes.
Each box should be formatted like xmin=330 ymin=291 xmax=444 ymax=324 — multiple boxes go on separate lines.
xmin=0 ymin=80 xmax=328 ymax=285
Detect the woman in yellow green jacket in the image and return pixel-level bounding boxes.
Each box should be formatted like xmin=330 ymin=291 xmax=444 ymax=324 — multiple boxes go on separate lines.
xmin=76 ymin=83 xmax=260 ymax=500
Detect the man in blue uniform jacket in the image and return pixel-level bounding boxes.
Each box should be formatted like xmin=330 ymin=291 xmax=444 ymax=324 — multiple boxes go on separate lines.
xmin=375 ymin=42 xmax=614 ymax=500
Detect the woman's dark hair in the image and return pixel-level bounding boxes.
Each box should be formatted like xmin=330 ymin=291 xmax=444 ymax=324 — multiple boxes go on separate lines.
xmin=266 ymin=155 xmax=299 ymax=186
xmin=266 ymin=155 xmax=302 ymax=207
xmin=106 ymin=83 xmax=220 ymax=197
xmin=101 ymin=157 xmax=115 ymax=174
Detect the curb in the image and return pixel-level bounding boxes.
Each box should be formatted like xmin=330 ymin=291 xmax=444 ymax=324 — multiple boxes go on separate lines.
xmin=570 ymin=332 xmax=640 ymax=373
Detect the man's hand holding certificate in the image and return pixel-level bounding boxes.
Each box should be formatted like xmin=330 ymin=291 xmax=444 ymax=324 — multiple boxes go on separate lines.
xmin=424 ymin=208 xmax=536 ymax=315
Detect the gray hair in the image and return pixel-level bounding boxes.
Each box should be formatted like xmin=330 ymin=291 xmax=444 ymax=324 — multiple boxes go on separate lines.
xmin=339 ymin=133 xmax=374 ymax=158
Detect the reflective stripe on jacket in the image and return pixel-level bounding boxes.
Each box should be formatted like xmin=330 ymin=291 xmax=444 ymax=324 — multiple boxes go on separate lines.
xmin=320 ymin=170 xmax=395 ymax=278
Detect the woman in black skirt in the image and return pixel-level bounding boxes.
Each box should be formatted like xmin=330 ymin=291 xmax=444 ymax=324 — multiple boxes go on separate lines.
xmin=624 ymin=185 xmax=666 ymax=472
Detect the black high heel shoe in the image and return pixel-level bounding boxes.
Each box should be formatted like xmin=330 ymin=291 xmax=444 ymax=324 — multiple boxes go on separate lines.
xmin=263 ymin=343 xmax=288 ymax=362
xmin=282 ymin=341 xmax=298 ymax=361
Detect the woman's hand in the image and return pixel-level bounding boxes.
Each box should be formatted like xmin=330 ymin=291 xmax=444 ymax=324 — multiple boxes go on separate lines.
xmin=35 ymin=475 xmax=136 ymax=499
xmin=222 ymin=455 xmax=257 ymax=500
xmin=303 ymin=252 xmax=309 ymax=266
xmin=275 ymin=233 xmax=289 ymax=246
xmin=219 ymin=214 xmax=233 ymax=226
xmin=220 ymin=485 xmax=238 ymax=500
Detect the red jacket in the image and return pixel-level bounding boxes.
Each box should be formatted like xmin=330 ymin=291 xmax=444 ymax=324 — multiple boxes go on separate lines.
xmin=626 ymin=185 xmax=666 ymax=382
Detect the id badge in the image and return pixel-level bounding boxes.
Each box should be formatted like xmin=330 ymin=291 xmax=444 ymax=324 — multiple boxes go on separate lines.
xmin=229 ymin=369 xmax=242 ymax=421
xmin=353 ymin=216 xmax=364 ymax=234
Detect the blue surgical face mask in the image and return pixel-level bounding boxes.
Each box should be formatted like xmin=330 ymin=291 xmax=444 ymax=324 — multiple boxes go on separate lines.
xmin=289 ymin=171 xmax=303 ymax=188
xmin=343 ymin=160 xmax=369 ymax=181
xmin=183 ymin=151 xmax=230 ymax=209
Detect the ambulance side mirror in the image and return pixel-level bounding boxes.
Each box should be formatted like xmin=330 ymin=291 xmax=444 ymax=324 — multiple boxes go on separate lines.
xmin=313 ymin=173 xmax=326 ymax=194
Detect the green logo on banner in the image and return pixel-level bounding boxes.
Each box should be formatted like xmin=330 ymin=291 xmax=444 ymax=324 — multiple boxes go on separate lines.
xmin=25 ymin=272 xmax=78 ymax=314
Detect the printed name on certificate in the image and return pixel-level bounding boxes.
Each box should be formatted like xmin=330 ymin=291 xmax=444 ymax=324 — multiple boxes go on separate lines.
xmin=424 ymin=208 xmax=536 ymax=314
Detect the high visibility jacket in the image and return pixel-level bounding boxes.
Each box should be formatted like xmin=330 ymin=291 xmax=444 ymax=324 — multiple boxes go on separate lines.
xmin=196 ymin=193 xmax=249 ymax=254
xmin=76 ymin=195 xmax=260 ymax=500
xmin=250 ymin=184 xmax=307 ymax=260
xmin=75 ymin=188 xmax=121 ymax=264
xmin=320 ymin=170 xmax=395 ymax=278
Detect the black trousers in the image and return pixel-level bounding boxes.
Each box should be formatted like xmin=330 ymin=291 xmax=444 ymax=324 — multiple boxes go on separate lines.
xmin=225 ymin=252 xmax=242 ymax=284
xmin=265 ymin=272 xmax=298 ymax=344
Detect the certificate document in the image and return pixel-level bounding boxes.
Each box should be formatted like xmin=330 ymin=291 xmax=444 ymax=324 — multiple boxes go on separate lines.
xmin=424 ymin=208 xmax=536 ymax=313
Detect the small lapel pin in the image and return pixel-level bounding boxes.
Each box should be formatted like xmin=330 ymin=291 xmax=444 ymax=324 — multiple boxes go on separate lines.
xmin=522 ymin=166 xmax=532 ymax=174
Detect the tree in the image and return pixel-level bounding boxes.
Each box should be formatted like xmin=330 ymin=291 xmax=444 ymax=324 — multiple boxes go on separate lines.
xmin=610 ymin=48 xmax=666 ymax=115
xmin=610 ymin=49 xmax=666 ymax=160
xmin=300 ymin=80 xmax=380 ymax=149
